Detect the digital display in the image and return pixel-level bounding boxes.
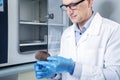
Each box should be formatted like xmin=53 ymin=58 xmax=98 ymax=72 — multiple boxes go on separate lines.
xmin=0 ymin=0 xmax=3 ymax=12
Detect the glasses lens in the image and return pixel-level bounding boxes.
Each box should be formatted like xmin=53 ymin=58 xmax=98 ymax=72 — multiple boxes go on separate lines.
xmin=60 ymin=0 xmax=85 ymax=10
xmin=60 ymin=5 xmax=67 ymax=10
xmin=61 ymin=5 xmax=76 ymax=10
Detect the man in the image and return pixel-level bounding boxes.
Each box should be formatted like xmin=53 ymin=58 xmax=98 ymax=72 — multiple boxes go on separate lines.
xmin=34 ymin=0 xmax=120 ymax=80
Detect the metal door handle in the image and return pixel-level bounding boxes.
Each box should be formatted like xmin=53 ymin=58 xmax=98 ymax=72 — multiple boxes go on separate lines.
xmin=47 ymin=13 xmax=54 ymax=19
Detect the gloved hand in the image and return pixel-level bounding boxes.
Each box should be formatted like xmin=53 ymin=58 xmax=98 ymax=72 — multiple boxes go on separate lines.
xmin=46 ymin=56 xmax=75 ymax=75
xmin=34 ymin=62 xmax=55 ymax=79
xmin=34 ymin=56 xmax=75 ymax=79
xmin=37 ymin=56 xmax=74 ymax=74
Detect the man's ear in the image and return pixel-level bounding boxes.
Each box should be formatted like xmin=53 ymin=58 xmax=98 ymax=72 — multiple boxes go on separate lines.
xmin=87 ymin=0 xmax=93 ymax=8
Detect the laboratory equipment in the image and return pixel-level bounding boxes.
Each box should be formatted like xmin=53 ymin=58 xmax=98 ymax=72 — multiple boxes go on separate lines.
xmin=0 ymin=0 xmax=69 ymax=67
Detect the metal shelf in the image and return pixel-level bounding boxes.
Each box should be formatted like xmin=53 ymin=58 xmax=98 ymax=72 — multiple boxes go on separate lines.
xmin=49 ymin=23 xmax=65 ymax=27
xmin=20 ymin=21 xmax=65 ymax=27
xmin=20 ymin=21 xmax=47 ymax=26
xmin=20 ymin=42 xmax=47 ymax=46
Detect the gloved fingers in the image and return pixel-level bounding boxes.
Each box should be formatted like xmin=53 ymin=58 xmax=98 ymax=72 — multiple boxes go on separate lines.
xmin=36 ymin=60 xmax=56 ymax=71
xmin=36 ymin=73 xmax=50 ymax=79
xmin=47 ymin=56 xmax=59 ymax=61
xmin=36 ymin=71 xmax=47 ymax=78
xmin=36 ymin=71 xmax=46 ymax=79
xmin=34 ymin=63 xmax=44 ymax=71
xmin=36 ymin=68 xmax=54 ymax=79
xmin=34 ymin=63 xmax=49 ymax=72
xmin=37 ymin=60 xmax=52 ymax=66
xmin=35 ymin=66 xmax=50 ymax=79
xmin=34 ymin=62 xmax=56 ymax=79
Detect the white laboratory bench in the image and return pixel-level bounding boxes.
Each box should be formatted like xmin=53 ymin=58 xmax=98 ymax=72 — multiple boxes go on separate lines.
xmin=0 ymin=62 xmax=35 ymax=80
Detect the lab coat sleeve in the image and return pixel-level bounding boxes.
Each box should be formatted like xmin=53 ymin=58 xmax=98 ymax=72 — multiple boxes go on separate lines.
xmin=73 ymin=25 xmax=120 ymax=80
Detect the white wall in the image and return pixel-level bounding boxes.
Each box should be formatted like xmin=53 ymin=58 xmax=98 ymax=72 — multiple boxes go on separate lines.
xmin=93 ymin=0 xmax=120 ymax=24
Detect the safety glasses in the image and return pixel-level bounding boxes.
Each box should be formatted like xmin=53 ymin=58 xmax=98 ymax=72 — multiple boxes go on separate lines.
xmin=60 ymin=0 xmax=85 ymax=10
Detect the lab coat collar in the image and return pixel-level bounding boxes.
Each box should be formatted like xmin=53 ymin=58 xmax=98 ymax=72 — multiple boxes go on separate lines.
xmin=86 ymin=12 xmax=102 ymax=36
xmin=77 ymin=12 xmax=102 ymax=44
xmin=72 ymin=12 xmax=102 ymax=36
xmin=78 ymin=12 xmax=102 ymax=46
xmin=64 ymin=12 xmax=103 ymax=45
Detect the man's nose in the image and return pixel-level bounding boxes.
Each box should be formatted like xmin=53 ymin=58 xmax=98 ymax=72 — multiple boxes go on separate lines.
xmin=66 ymin=7 xmax=74 ymax=14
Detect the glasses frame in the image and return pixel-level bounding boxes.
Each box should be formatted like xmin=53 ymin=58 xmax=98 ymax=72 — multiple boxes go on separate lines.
xmin=60 ymin=0 xmax=85 ymax=10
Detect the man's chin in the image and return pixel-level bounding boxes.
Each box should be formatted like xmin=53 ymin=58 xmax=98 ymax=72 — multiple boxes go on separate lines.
xmin=71 ymin=20 xmax=78 ymax=23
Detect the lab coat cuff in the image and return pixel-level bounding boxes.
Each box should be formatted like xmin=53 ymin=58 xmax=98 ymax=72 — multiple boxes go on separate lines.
xmin=72 ymin=62 xmax=82 ymax=79
xmin=51 ymin=74 xmax=62 ymax=80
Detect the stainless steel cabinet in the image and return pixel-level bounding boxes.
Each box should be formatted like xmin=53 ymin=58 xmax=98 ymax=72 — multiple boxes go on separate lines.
xmin=0 ymin=0 xmax=68 ymax=67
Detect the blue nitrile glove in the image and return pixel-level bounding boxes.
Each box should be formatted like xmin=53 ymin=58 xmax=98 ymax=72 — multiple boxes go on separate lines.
xmin=34 ymin=62 xmax=55 ymax=79
xmin=46 ymin=56 xmax=75 ymax=75
xmin=34 ymin=56 xmax=75 ymax=79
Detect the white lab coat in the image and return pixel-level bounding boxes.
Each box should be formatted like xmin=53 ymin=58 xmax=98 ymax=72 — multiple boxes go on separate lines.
xmin=59 ymin=13 xmax=120 ymax=80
